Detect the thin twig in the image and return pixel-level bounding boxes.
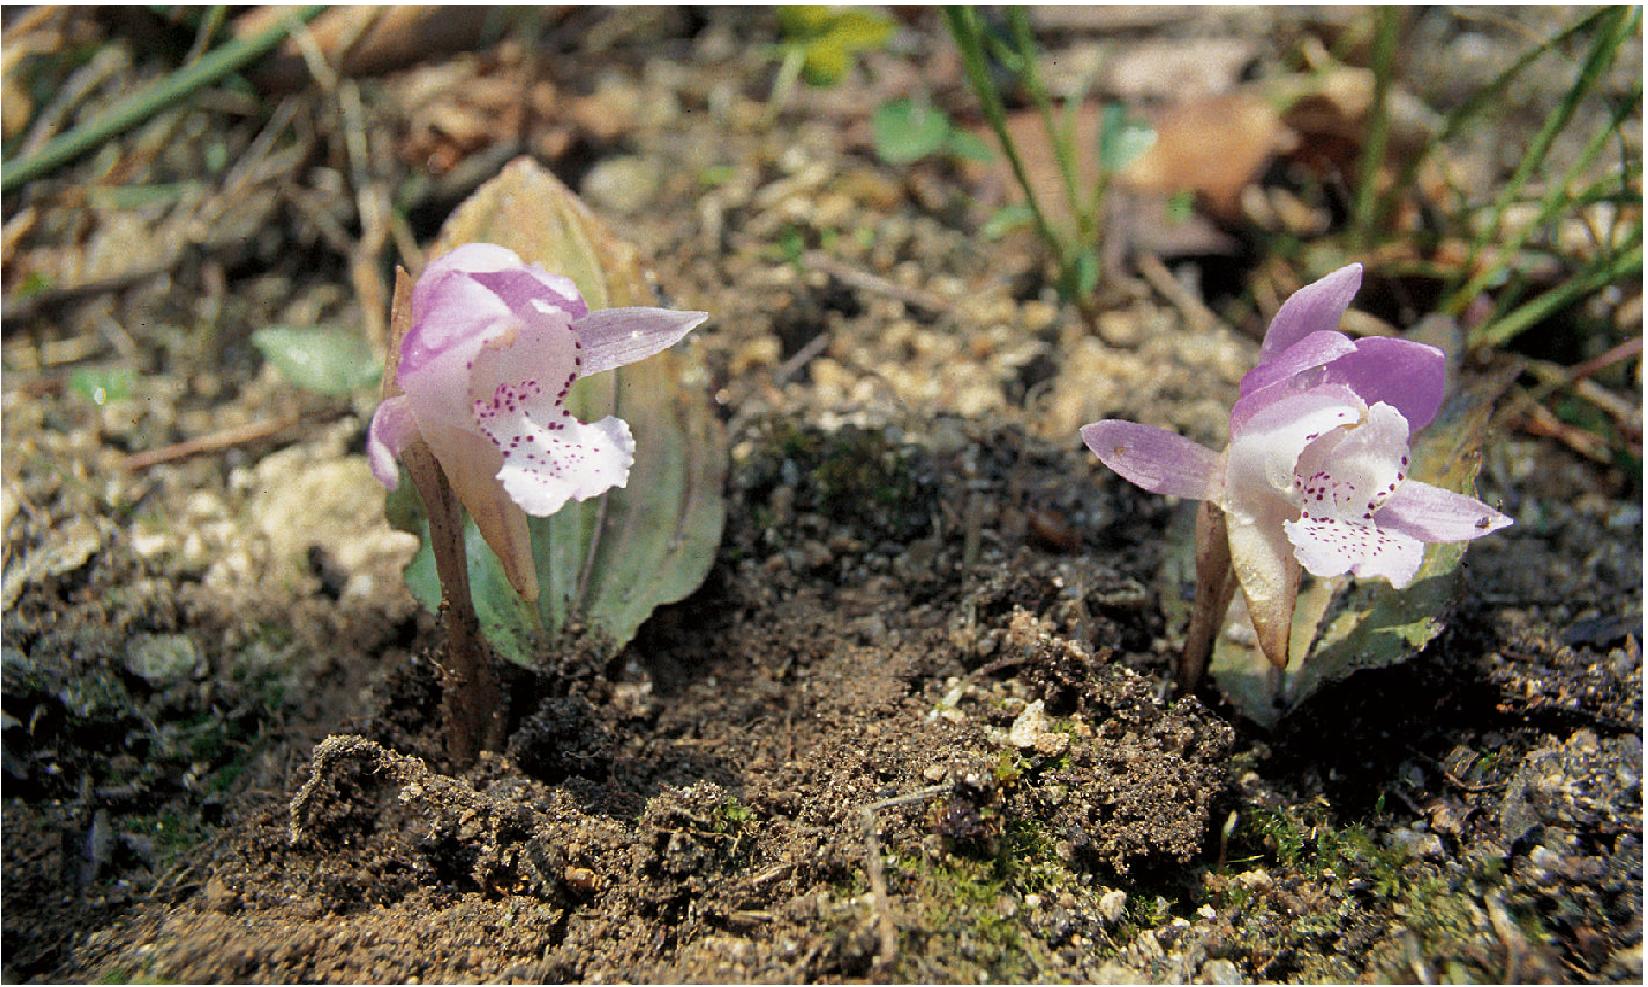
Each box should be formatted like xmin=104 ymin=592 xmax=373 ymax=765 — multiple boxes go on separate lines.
xmin=1567 ymin=335 xmax=1643 ymax=384
xmin=1137 ymin=253 xmax=1225 ymax=334
xmin=861 ymin=784 xmax=947 ymax=975
xmin=802 ymin=251 xmax=952 ymax=314
xmin=119 ymin=413 xmax=303 ymax=472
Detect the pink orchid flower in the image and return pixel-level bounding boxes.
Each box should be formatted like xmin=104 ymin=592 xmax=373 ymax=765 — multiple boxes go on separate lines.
xmin=368 ymin=243 xmax=706 ymax=600
xmin=1082 ymin=263 xmax=1511 ymax=668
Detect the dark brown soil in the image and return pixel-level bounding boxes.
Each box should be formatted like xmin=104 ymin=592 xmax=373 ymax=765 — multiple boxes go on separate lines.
xmin=3 ymin=7 xmax=1640 ymax=984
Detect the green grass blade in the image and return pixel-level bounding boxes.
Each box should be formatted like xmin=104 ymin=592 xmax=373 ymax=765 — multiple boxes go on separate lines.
xmin=944 ymin=6 xmax=1068 ymax=273
xmin=1375 ymin=7 xmax=1614 ymax=225
xmin=1449 ymin=7 xmax=1638 ymax=296
xmin=1468 ymin=231 xmax=1642 ymax=350
xmin=1349 ymin=7 xmax=1399 ymax=247
xmin=1 ymin=6 xmax=326 ymax=194
xmin=1443 ymin=81 xmax=1641 ymax=316
xmin=1005 ymin=8 xmax=1083 ymax=244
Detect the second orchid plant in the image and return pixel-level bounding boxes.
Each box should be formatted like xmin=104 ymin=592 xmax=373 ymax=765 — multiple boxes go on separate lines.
xmin=1083 ymin=264 xmax=1512 ymax=695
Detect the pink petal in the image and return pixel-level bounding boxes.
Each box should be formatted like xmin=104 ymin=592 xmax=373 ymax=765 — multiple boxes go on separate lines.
xmin=574 ymin=307 xmax=709 ymax=377
xmin=1079 ymin=420 xmax=1222 ymax=500
xmin=1227 ymin=513 xmax=1302 ymax=669
xmin=466 ymin=302 xmax=634 ymax=516
xmin=1240 ymin=329 xmax=1358 ymax=397
xmin=420 ymin=420 xmax=539 ymax=603
xmin=367 ymin=395 xmax=418 ymax=490
xmin=418 ymin=244 xmax=586 ymax=320
xmin=1290 ymin=401 xmax=1410 ymax=524
xmin=1222 ymin=386 xmax=1365 ymax=670
xmin=1225 ymin=385 xmax=1366 ymax=498
xmin=1377 ymin=479 xmax=1512 ymax=543
xmin=468 ymin=267 xmax=587 ymax=321
xmin=414 ymin=243 xmax=526 ymax=304
xmin=1258 ymin=263 xmax=1363 ymax=361
xmin=1319 ymin=337 xmax=1447 ymax=432
xmin=401 ymin=269 xmax=513 ymax=382
xmin=1283 ymin=516 xmax=1426 ymax=587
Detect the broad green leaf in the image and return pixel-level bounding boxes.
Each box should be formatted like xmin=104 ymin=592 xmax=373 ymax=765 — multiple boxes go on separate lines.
xmin=1203 ymin=347 xmax=1514 ymax=726
xmin=407 ymin=158 xmax=727 ymax=660
xmin=872 ymin=98 xmax=952 ymax=164
xmin=253 ymin=325 xmax=381 ymax=395
xmin=1097 ymin=103 xmax=1157 ymax=175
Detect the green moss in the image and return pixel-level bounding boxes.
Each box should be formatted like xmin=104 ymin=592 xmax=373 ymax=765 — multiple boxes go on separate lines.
xmin=1239 ymin=804 xmax=1410 ymax=900
xmin=889 ymin=814 xmax=1093 ymax=980
xmin=121 ymin=811 xmax=207 ymax=872
xmin=896 ymin=853 xmax=1041 ymax=981
xmin=748 ymin=422 xmax=929 ymax=541
xmin=1212 ymin=803 xmax=1529 ymax=981
xmin=709 ymin=795 xmax=755 ymax=833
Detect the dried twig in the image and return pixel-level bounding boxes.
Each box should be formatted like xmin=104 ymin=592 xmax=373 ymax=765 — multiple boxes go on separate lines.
xmin=861 ymin=784 xmax=947 ymax=975
xmin=118 ymin=413 xmax=303 ymax=472
xmin=1137 ymin=252 xmax=1226 ymax=334
xmin=802 ymin=251 xmax=952 ymax=314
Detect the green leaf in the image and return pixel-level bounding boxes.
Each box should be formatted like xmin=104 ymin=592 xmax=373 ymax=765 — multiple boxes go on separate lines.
xmin=1204 ymin=358 xmax=1514 ymax=726
xmin=982 ymin=203 xmax=1035 ymax=240
xmin=1097 ymin=103 xmax=1156 ymax=174
xmin=68 ymin=367 xmax=135 ymax=405
xmin=944 ymin=127 xmax=995 ymax=163
xmin=777 ymin=6 xmax=895 ymax=86
xmin=872 ymin=98 xmax=952 ymax=164
xmin=252 ymin=325 xmax=381 ymax=395
xmin=418 ymin=158 xmax=728 ymax=660
xmin=1072 ymin=247 xmax=1099 ymax=299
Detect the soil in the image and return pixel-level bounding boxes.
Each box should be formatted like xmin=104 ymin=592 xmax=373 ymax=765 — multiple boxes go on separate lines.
xmin=3 ymin=7 xmax=1641 ymax=984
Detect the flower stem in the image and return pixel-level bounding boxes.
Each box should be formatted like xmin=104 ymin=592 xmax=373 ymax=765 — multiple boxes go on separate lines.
xmin=1181 ymin=501 xmax=1237 ymax=693
xmin=383 ymin=268 xmax=505 ymax=767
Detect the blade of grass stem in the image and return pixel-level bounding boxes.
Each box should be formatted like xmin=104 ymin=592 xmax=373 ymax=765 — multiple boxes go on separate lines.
xmin=1443 ymin=81 xmax=1641 ymax=316
xmin=1 ymin=6 xmax=326 ymax=194
xmin=1450 ymin=7 xmax=1637 ymax=294
xmin=1349 ymin=6 xmax=1399 ymax=247
xmin=944 ymin=6 xmax=1068 ymax=275
xmin=1006 ymin=8 xmax=1084 ymax=242
xmin=1469 ymin=229 xmax=1642 ymax=350
xmin=1375 ymin=7 xmax=1613 ymax=226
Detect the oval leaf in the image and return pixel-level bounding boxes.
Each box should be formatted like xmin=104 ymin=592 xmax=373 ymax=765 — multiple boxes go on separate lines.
xmin=872 ymin=98 xmax=952 ymax=164
xmin=253 ymin=325 xmax=381 ymax=395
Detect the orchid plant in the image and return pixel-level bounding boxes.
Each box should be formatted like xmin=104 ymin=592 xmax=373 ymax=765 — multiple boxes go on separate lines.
xmin=370 ymin=243 xmax=707 ymax=602
xmin=369 ymin=240 xmax=707 ymax=763
xmin=1082 ymin=263 xmax=1513 ymax=691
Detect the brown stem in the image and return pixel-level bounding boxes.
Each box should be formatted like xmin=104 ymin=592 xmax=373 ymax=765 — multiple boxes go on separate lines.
xmin=1180 ymin=500 xmax=1237 ymax=693
xmin=382 ymin=266 xmax=504 ymax=767
xmin=402 ymin=441 xmax=507 ymax=766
